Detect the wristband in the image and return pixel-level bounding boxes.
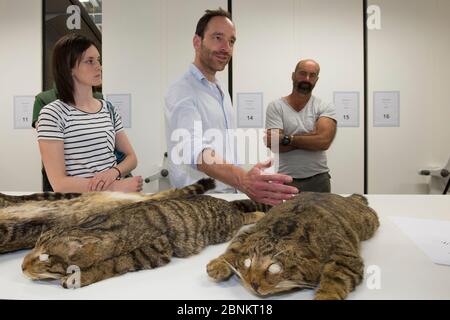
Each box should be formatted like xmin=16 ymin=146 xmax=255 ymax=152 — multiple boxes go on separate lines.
xmin=111 ymin=166 xmax=122 ymax=179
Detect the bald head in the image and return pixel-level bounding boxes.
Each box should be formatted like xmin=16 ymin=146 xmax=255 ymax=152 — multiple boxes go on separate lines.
xmin=294 ymin=59 xmax=320 ymax=74
xmin=292 ymin=59 xmax=320 ymax=95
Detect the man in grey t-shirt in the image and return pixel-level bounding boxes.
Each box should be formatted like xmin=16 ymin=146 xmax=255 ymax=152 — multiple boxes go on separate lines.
xmin=265 ymin=59 xmax=337 ymax=192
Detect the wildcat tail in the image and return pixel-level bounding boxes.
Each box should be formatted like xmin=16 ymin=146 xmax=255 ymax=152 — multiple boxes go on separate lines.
xmin=180 ymin=178 xmax=216 ymax=195
xmin=231 ymin=200 xmax=272 ymax=213
xmin=149 ymin=178 xmax=216 ymax=200
xmin=231 ymin=200 xmax=271 ymax=225
xmin=0 ymin=192 xmax=81 ymax=208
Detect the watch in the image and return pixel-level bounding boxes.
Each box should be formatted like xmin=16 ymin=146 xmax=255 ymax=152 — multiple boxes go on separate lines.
xmin=281 ymin=135 xmax=292 ymax=146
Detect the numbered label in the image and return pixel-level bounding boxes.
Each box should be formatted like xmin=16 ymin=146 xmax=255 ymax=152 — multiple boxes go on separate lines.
xmin=237 ymin=92 xmax=263 ymax=128
xmin=14 ymin=96 xmax=34 ymax=129
xmin=374 ymin=91 xmax=400 ymax=127
xmin=334 ymin=92 xmax=359 ymax=127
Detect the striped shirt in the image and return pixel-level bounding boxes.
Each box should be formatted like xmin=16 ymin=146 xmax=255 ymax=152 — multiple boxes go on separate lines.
xmin=37 ymin=99 xmax=124 ymax=178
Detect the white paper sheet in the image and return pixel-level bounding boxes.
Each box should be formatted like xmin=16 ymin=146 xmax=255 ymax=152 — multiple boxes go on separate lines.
xmin=390 ymin=216 xmax=450 ymax=266
xmin=236 ymin=92 xmax=263 ymax=128
xmin=334 ymin=91 xmax=359 ymax=127
xmin=373 ymin=91 xmax=400 ymax=127
xmin=13 ymin=96 xmax=34 ymax=129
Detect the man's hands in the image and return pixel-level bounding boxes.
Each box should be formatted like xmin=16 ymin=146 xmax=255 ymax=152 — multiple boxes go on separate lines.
xmin=197 ymin=149 xmax=298 ymax=206
xmin=264 ymin=128 xmax=283 ymax=146
xmin=264 ymin=129 xmax=296 ymax=153
xmin=238 ymin=160 xmax=299 ymax=206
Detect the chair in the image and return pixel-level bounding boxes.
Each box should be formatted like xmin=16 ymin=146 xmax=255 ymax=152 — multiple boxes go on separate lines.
xmin=419 ymin=157 xmax=450 ymax=194
xmin=144 ymin=152 xmax=170 ymax=191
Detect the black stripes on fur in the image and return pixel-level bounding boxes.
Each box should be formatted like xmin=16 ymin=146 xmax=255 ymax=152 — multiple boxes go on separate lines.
xmin=193 ymin=178 xmax=216 ymax=193
xmin=0 ymin=192 xmax=82 ymax=208
xmin=231 ymin=199 xmax=272 ymax=213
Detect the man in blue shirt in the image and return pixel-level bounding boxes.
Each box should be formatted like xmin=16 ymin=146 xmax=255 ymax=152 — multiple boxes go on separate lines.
xmin=165 ymin=8 xmax=298 ymax=206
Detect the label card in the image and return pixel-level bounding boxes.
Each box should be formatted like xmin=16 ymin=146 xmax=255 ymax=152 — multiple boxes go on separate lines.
xmin=237 ymin=92 xmax=263 ymax=128
xmin=374 ymin=91 xmax=400 ymax=127
xmin=334 ymin=91 xmax=360 ymax=127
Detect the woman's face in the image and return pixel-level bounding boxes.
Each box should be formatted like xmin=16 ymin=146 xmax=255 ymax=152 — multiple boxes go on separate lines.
xmin=72 ymin=45 xmax=102 ymax=88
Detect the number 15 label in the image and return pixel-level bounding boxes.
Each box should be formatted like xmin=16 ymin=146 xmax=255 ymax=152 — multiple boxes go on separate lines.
xmin=334 ymin=92 xmax=359 ymax=127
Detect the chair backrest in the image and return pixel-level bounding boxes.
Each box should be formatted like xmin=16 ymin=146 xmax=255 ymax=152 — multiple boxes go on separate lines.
xmin=32 ymin=88 xmax=103 ymax=128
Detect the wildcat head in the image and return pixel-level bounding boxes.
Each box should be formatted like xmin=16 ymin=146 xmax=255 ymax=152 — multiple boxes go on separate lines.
xmin=224 ymin=240 xmax=319 ymax=296
xmin=22 ymin=229 xmax=100 ymax=281
xmin=22 ymin=231 xmax=70 ymax=280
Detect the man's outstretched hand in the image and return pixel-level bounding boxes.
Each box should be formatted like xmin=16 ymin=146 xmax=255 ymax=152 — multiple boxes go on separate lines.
xmin=239 ymin=160 xmax=299 ymax=206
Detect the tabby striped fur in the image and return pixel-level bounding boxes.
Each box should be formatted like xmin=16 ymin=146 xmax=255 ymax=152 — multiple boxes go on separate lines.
xmin=0 ymin=178 xmax=216 ymax=254
xmin=0 ymin=192 xmax=81 ymax=208
xmin=207 ymin=192 xmax=380 ymax=300
xmin=22 ymin=195 xmax=269 ymax=288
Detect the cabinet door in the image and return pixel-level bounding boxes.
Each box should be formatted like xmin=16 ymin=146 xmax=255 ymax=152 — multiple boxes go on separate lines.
xmin=367 ymin=0 xmax=450 ymax=194
xmin=233 ymin=0 xmax=365 ymax=194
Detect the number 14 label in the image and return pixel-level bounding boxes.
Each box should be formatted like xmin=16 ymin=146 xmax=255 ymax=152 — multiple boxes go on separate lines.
xmin=237 ymin=92 xmax=263 ymax=128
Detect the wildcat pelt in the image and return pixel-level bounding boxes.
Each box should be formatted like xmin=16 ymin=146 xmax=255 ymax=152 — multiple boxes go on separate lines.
xmin=0 ymin=178 xmax=216 ymax=254
xmin=21 ymin=190 xmax=270 ymax=288
xmin=207 ymin=192 xmax=380 ymax=300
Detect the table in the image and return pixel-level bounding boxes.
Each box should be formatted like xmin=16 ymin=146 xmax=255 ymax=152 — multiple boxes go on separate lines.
xmin=0 ymin=193 xmax=449 ymax=300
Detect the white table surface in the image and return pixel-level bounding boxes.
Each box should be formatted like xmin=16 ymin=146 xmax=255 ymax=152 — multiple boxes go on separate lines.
xmin=0 ymin=193 xmax=449 ymax=300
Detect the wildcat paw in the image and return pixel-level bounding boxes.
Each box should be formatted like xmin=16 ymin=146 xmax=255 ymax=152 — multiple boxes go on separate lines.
xmin=207 ymin=258 xmax=233 ymax=281
xmin=60 ymin=270 xmax=83 ymax=289
xmin=61 ymin=276 xmax=75 ymax=289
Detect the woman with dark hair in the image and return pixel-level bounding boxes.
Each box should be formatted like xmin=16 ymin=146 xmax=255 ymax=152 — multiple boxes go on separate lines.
xmin=36 ymin=33 xmax=143 ymax=192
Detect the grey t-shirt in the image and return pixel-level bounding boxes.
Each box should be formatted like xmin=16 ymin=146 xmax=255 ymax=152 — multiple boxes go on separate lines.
xmin=265 ymin=96 xmax=336 ymax=179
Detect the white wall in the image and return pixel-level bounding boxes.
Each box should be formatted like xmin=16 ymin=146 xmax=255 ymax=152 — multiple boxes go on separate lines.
xmin=0 ymin=0 xmax=42 ymax=192
xmin=233 ymin=0 xmax=365 ymax=194
xmin=368 ymin=0 xmax=450 ymax=193
xmin=102 ymin=0 xmax=164 ymax=193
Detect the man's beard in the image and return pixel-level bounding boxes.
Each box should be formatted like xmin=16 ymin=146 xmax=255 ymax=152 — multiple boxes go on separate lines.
xmin=295 ymin=81 xmax=314 ymax=94
xmin=200 ymin=43 xmax=230 ymax=72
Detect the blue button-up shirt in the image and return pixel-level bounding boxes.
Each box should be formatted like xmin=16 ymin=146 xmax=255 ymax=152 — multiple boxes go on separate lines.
xmin=165 ymin=64 xmax=237 ymax=193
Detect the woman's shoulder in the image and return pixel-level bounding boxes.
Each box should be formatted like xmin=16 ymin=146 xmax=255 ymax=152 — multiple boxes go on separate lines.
xmin=42 ymin=99 xmax=72 ymax=113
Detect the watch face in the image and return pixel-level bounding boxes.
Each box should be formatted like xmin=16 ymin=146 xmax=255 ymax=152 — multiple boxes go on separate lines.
xmin=281 ymin=135 xmax=290 ymax=146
